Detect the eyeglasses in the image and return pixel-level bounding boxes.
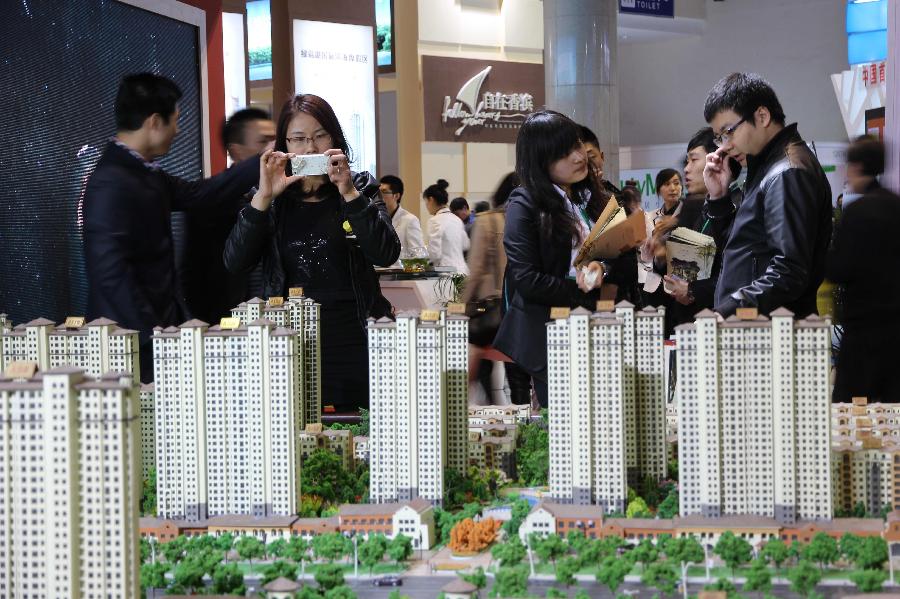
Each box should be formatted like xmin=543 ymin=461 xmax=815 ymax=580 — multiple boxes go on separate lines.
xmin=285 ymin=131 xmax=332 ymax=147
xmin=714 ymin=118 xmax=746 ymax=147
xmin=380 ymin=190 xmax=398 ymax=196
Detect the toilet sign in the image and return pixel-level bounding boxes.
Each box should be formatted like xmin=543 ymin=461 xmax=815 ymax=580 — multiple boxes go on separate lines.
xmin=619 ymin=0 xmax=674 ymax=18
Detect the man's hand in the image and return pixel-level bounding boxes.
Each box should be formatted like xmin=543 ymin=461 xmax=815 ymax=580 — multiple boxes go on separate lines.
xmin=664 ymin=275 xmax=693 ymax=305
xmin=703 ymin=147 xmax=734 ymax=200
xmin=250 ymin=150 xmax=302 ymax=211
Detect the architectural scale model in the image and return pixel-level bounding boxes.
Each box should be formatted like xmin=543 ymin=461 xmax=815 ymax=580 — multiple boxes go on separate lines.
xmin=545 ymin=302 xmax=666 ymax=512
xmin=299 ymin=423 xmax=354 ymax=470
xmin=152 ymin=318 xmax=303 ymax=521
xmin=832 ymin=397 xmax=900 ymax=515
xmin=468 ymin=423 xmax=518 ymax=481
xmin=0 ymin=366 xmax=141 ymax=598
xmin=140 ymin=383 xmax=155 ymax=480
xmin=0 ymin=315 xmax=139 ymax=380
xmin=367 ymin=308 xmax=468 ymax=505
xmin=231 ymin=289 xmax=321 ymax=424
xmin=675 ymin=307 xmax=832 ymax=524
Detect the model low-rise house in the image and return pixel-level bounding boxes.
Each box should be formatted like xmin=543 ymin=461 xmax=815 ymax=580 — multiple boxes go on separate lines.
xmin=519 ymin=502 xmax=607 ymax=541
xmin=467 ymin=430 xmax=517 ymax=481
xmin=831 ymin=397 xmax=900 ymax=516
xmin=468 ymin=404 xmax=531 ymax=426
xmin=299 ymin=424 xmax=353 ymax=470
xmin=0 ymin=367 xmax=141 ymax=598
xmin=353 ymin=435 xmax=369 ymax=463
xmin=338 ymin=498 xmax=436 ymax=550
xmin=291 ymin=517 xmax=340 ymax=539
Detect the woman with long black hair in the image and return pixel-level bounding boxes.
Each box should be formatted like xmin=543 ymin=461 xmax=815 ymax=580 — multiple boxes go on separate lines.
xmin=224 ymin=94 xmax=400 ymax=412
xmin=493 ymin=110 xmax=632 ymax=407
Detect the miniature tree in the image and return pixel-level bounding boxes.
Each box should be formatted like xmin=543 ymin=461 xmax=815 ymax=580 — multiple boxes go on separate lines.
xmin=802 ymin=532 xmax=839 ymax=572
xmin=460 ymin=566 xmax=488 ymax=591
xmin=161 ymin=536 xmax=188 ymax=564
xmin=492 ymin=535 xmax=527 ymax=567
xmin=657 ymin=489 xmax=679 ymax=519
xmin=576 ymin=537 xmax=605 ymax=569
xmin=852 ymin=536 xmax=888 ymax=570
xmin=555 ymin=555 xmax=580 ymax=589
xmin=703 ymin=577 xmax=737 ymax=598
xmin=140 ymin=562 xmax=169 ymax=596
xmin=142 ymin=468 xmax=157 ymax=516
xmin=787 ymin=559 xmax=822 ymax=598
xmin=839 ymin=532 xmax=862 ymax=564
xmin=743 ymin=558 xmax=772 ymax=595
xmin=713 ymin=531 xmax=752 ymax=583
xmin=760 ymin=537 xmax=789 ymax=572
xmin=449 ymin=518 xmax=501 ymax=553
xmin=641 ymin=561 xmax=678 ymax=597
xmin=503 ymin=499 xmax=532 ymax=537
xmin=665 ymin=536 xmax=704 ymax=599
xmin=491 ymin=564 xmax=529 ymax=598
xmin=388 ymin=533 xmax=414 ymax=564
xmin=631 ymin=539 xmax=659 ymax=573
xmin=324 ymin=586 xmax=356 ymax=599
xmin=531 ymin=532 xmax=568 ymax=574
xmin=215 ymin=532 xmax=235 ymax=561
xmin=261 ymin=560 xmax=299 ymax=586
xmin=312 ymin=532 xmax=350 ymax=563
xmin=168 ymin=556 xmax=206 ymax=595
xmin=566 ymin=530 xmax=589 ymax=555
xmin=626 ymin=497 xmax=651 ymax=518
xmin=315 ymin=563 xmax=345 ymax=592
xmin=285 ymin=535 xmax=311 ymax=564
xmin=268 ymin=538 xmax=288 ymax=560
xmin=297 ymin=585 xmax=323 ymax=599
xmin=211 ymin=562 xmax=246 ymax=595
xmin=358 ymin=535 xmax=387 ymax=575
xmin=596 ymin=554 xmax=633 ymax=595
xmin=197 ymin=547 xmax=225 ymax=577
xmin=302 ymin=448 xmax=356 ymax=503
xmin=234 ymin=535 xmax=265 ymax=566
xmin=850 ymin=569 xmax=889 ymax=593
xmin=516 ymin=420 xmax=549 ymax=486
xmin=545 ymin=588 xmax=567 ymax=598
xmin=597 ymin=535 xmax=626 ymax=560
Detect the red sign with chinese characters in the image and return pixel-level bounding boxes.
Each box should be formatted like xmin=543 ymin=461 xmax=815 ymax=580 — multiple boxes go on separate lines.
xmin=861 ymin=61 xmax=887 ymax=87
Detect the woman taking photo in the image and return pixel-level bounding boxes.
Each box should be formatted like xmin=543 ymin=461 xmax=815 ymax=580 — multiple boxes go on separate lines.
xmin=493 ymin=110 xmax=632 ymax=407
xmin=224 ymin=93 xmax=400 ymax=412
xmin=423 ymin=179 xmax=470 ymax=274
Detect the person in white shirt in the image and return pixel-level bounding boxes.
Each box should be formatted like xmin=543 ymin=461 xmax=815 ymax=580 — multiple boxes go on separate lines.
xmin=379 ymin=175 xmax=424 ymax=267
xmin=423 ymin=179 xmax=470 ymax=274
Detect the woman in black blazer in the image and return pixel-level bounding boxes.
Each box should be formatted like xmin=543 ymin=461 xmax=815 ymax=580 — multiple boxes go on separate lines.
xmin=493 ymin=110 xmax=631 ymax=407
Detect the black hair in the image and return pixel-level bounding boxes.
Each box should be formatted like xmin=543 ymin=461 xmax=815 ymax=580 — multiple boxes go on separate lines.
xmin=450 ymin=197 xmax=469 ymax=212
xmin=222 ymin=107 xmax=271 ymax=150
xmin=655 ymin=168 xmax=682 ymax=195
xmin=620 ymin=184 xmax=643 ymax=215
xmin=578 ymin=124 xmax=600 ymax=148
xmin=703 ymin=72 xmax=786 ymax=127
xmin=516 ymin=110 xmax=599 ymax=248
xmin=492 ymin=172 xmax=520 ymax=209
xmin=474 ymin=201 xmax=490 ymax=213
xmin=115 ymin=73 xmax=183 ymax=131
xmin=380 ymin=175 xmax=404 ymax=198
xmin=847 ymin=135 xmax=885 ymax=177
xmin=423 ymin=179 xmax=450 ymax=205
xmin=686 ymin=126 xmax=742 ymax=181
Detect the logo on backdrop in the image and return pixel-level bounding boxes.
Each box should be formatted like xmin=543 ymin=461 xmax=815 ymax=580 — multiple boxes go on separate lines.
xmin=441 ymin=66 xmax=535 ymax=136
xmin=422 ymin=56 xmax=545 ymax=143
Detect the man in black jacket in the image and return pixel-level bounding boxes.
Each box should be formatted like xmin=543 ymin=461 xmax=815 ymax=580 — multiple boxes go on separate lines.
xmin=702 ymin=73 xmax=832 ymax=318
xmin=82 ymin=73 xmax=259 ymax=382
xmin=827 ymin=136 xmax=900 ymax=402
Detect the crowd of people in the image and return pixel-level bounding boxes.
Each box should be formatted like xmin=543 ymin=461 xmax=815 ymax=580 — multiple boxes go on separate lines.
xmin=81 ymin=71 xmax=900 ymax=413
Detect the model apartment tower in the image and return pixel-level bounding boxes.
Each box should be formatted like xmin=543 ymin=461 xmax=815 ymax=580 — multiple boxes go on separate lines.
xmin=231 ymin=289 xmax=321 ymax=424
xmin=153 ymin=318 xmax=302 ymax=521
xmin=675 ymin=308 xmax=832 ymax=524
xmin=367 ymin=309 xmax=468 ymax=505
xmin=0 ymin=316 xmax=139 ymax=380
xmin=0 ymin=367 xmax=141 ymax=598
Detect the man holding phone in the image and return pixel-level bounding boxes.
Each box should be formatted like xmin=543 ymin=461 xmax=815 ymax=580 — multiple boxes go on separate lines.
xmin=701 ymin=73 xmax=832 ymax=317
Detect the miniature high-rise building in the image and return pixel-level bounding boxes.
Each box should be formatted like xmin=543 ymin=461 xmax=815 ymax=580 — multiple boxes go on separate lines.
xmin=0 ymin=367 xmax=141 ymax=598
xmin=153 ymin=318 xmax=302 ymax=521
xmin=231 ymin=290 xmax=321 ymax=423
xmin=368 ymin=309 xmax=468 ymax=505
xmin=0 ymin=316 xmax=140 ymax=380
xmin=140 ymin=383 xmax=156 ymax=480
xmin=546 ymin=307 xmax=627 ymax=512
xmin=675 ymin=308 xmax=832 ymax=524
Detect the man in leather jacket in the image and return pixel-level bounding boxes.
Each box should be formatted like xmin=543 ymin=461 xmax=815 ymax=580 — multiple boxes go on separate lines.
xmin=702 ymin=73 xmax=832 ymax=317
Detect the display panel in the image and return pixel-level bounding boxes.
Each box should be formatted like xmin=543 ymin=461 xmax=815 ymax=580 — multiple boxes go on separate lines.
xmin=376 ymin=0 xmax=394 ymax=72
xmin=0 ymin=0 xmax=203 ymax=325
xmin=292 ymin=19 xmax=377 ymax=177
xmin=247 ymin=0 xmax=273 ymax=81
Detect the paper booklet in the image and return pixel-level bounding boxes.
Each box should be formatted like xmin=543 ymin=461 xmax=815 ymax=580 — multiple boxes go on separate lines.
xmin=664 ymin=227 xmax=716 ymax=283
xmin=573 ymin=199 xmax=647 ymax=268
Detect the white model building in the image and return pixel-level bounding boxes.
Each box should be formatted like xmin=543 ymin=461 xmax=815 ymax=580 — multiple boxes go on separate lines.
xmin=0 ymin=367 xmax=141 ymax=598
xmin=675 ymin=308 xmax=832 ymax=524
xmin=0 ymin=316 xmax=139 ymax=380
xmin=367 ymin=309 xmax=468 ymax=505
xmin=231 ymin=290 xmax=321 ymax=424
xmin=545 ymin=302 xmax=666 ymax=512
xmin=153 ymin=318 xmax=302 ymax=521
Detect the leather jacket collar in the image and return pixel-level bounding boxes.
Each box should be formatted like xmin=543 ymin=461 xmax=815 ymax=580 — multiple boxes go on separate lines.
xmin=746 ymin=123 xmax=801 ymax=186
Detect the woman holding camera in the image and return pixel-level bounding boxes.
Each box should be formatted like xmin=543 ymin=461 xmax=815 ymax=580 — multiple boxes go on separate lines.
xmin=493 ymin=110 xmax=633 ymax=407
xmin=224 ymin=93 xmax=400 ymax=412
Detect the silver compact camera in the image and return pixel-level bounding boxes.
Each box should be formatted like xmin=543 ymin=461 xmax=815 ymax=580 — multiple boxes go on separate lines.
xmin=290 ymin=154 xmax=329 ymax=176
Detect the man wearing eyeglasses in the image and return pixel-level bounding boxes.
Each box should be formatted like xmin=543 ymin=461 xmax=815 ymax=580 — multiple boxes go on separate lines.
xmin=379 ymin=175 xmax=423 ymax=267
xmin=703 ymin=72 xmax=832 ymax=318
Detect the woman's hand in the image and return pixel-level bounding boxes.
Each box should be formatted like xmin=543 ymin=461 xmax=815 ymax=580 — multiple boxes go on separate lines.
xmin=324 ymin=149 xmax=360 ymax=201
xmin=576 ymin=261 xmax=605 ymax=293
xmin=250 ymin=150 xmax=302 ymax=211
xmin=664 ymin=275 xmax=693 ymax=305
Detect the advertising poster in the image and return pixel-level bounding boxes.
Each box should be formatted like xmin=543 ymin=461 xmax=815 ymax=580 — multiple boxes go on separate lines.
xmin=376 ymin=0 xmax=393 ymax=70
xmin=292 ymin=19 xmax=377 ymax=177
xmin=247 ymin=0 xmax=271 ymax=81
